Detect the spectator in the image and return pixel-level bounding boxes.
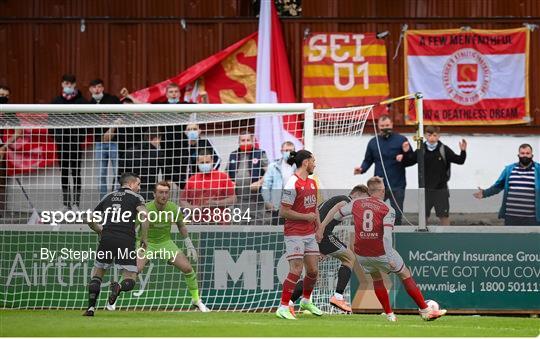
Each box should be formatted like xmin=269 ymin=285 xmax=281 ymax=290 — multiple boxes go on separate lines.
xmin=105 ymin=96 xmax=155 ymax=185
xmin=181 ymin=123 xmax=221 ymax=184
xmin=226 ymin=132 xmax=268 ymax=223
xmin=103 ymin=119 xmax=151 ymax=196
xmin=353 ymin=115 xmax=414 ymax=225
xmin=159 ymin=83 xmax=188 ymax=188
xmin=180 ymin=148 xmax=236 ymax=223
xmin=89 ymin=79 xmax=121 ymax=105
xmin=0 ymin=85 xmax=10 ymax=104
xmin=123 ymin=127 xmax=164 ymax=200
xmin=49 ymin=74 xmax=89 ymax=211
xmin=262 ymin=141 xmax=296 ymax=225
xmin=89 ymin=79 xmax=121 ymax=199
xmin=474 ymin=143 xmax=540 ymax=226
xmin=397 ymin=126 xmax=467 ymax=225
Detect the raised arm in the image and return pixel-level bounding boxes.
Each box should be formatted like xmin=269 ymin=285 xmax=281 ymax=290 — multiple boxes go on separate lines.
xmin=356 ymin=140 xmax=375 ymax=174
xmin=446 ymin=141 xmax=467 ymax=165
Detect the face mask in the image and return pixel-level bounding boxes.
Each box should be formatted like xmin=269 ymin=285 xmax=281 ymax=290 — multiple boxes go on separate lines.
xmin=198 ymin=163 xmax=212 ymax=173
xmin=92 ymin=93 xmax=104 ymax=101
xmin=239 ymin=144 xmax=253 ymax=152
xmin=168 ymin=98 xmax=179 ymax=104
xmin=186 ymin=130 xmax=199 ymax=140
xmin=282 ymin=151 xmax=290 ymax=161
xmin=380 ymin=128 xmax=392 ymax=138
xmin=0 ymin=96 xmax=8 ymax=104
xmin=63 ymin=86 xmax=75 ymax=95
xmin=426 ymin=141 xmax=437 ymax=151
xmin=519 ymin=156 xmax=533 ymax=166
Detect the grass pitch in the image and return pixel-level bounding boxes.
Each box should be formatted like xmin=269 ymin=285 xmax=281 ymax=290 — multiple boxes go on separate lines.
xmin=0 ymin=310 xmax=538 ymax=337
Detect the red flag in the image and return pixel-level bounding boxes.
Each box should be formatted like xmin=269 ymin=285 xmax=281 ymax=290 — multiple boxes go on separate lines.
xmin=3 ymin=128 xmax=57 ymax=176
xmin=131 ymin=33 xmax=258 ymax=104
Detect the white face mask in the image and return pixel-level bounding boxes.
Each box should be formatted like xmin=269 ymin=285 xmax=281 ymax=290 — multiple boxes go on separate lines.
xmin=198 ymin=163 xmax=212 ymax=173
xmin=426 ymin=141 xmax=438 ymax=151
xmin=63 ymin=86 xmax=75 ymax=95
xmin=92 ymin=93 xmax=104 ymax=101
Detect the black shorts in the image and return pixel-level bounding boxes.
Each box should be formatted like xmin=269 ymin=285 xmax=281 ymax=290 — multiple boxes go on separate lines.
xmin=318 ymin=234 xmax=347 ymax=256
xmin=426 ymin=189 xmax=450 ymax=218
xmin=94 ymin=236 xmax=137 ymax=272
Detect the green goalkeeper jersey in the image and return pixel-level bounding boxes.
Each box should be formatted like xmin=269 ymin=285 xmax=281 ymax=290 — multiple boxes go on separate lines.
xmin=138 ymin=200 xmax=184 ymax=244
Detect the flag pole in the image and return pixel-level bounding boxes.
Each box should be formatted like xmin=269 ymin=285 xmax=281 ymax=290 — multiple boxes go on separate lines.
xmin=415 ymin=92 xmax=427 ymax=232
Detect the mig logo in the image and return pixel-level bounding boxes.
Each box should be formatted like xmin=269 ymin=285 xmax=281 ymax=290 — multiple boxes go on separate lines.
xmin=304 ymin=195 xmax=317 ymax=208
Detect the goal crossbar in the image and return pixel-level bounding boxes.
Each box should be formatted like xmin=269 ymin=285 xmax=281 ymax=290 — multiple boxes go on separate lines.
xmin=0 ymin=103 xmax=314 ymax=114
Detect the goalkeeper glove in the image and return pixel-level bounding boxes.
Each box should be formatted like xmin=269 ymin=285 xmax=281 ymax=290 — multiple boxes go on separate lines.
xmin=184 ymin=237 xmax=198 ymax=262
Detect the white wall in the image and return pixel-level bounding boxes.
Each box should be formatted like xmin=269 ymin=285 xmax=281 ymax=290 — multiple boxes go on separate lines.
xmin=313 ymin=134 xmax=540 ymax=213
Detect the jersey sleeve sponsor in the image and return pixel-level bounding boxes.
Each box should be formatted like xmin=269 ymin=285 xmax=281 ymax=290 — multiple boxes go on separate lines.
xmin=281 ymin=175 xmax=298 ymax=206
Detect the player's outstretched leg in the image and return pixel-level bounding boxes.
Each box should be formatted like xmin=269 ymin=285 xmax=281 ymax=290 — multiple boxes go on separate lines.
xmin=171 ymin=252 xmax=210 ymax=312
xmin=397 ymin=266 xmax=447 ymax=321
xmin=329 ymin=248 xmax=355 ymax=313
xmin=299 ymin=255 xmax=323 ymax=316
xmin=83 ymin=275 xmax=103 ymax=316
xmin=108 ymin=270 xmax=136 ymax=309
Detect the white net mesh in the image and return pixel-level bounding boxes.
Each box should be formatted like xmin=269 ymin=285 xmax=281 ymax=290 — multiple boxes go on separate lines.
xmin=0 ymin=103 xmax=373 ymax=312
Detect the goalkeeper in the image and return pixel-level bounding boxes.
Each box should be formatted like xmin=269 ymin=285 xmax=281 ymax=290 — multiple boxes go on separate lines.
xmin=110 ymin=180 xmax=209 ymax=312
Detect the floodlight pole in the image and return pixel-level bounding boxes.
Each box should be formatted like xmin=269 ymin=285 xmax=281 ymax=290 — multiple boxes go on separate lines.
xmin=415 ymin=93 xmax=427 ymax=231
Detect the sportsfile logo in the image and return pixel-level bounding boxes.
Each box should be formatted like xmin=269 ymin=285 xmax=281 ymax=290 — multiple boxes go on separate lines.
xmin=39 ymin=208 xmax=180 ymax=226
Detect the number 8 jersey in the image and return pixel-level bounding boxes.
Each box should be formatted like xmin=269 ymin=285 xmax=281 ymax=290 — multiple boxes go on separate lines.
xmin=337 ymin=196 xmax=396 ymax=257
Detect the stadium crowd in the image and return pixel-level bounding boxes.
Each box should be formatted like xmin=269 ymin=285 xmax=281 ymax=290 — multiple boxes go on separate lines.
xmin=0 ymin=74 xmax=539 ymax=226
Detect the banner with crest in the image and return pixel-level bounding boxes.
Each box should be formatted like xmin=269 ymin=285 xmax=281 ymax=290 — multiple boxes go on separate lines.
xmin=405 ymin=28 xmax=530 ymax=125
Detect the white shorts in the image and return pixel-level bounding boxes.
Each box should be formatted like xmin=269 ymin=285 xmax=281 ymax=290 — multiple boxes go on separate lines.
xmin=284 ymin=234 xmax=320 ymax=260
xmin=356 ymin=249 xmax=405 ymax=274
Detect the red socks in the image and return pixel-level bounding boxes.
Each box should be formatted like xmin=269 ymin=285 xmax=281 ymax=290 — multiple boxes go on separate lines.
xmin=302 ymin=272 xmax=318 ymax=299
xmin=280 ymin=273 xmax=300 ymax=306
xmin=373 ymin=279 xmax=393 ymax=314
xmin=402 ymin=277 xmax=428 ymax=309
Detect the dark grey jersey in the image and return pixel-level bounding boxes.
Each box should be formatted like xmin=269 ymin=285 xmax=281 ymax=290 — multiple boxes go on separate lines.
xmin=318 ymin=195 xmax=351 ymax=236
xmin=94 ymin=187 xmax=145 ymax=241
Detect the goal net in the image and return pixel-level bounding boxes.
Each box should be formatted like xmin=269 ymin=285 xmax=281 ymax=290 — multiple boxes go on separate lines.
xmin=0 ymin=103 xmax=373 ymax=312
